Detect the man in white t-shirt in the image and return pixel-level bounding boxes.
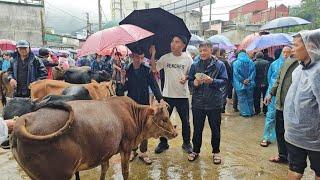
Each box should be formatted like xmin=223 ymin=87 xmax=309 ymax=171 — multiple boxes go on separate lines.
xmin=150 ymin=35 xmax=193 ymax=154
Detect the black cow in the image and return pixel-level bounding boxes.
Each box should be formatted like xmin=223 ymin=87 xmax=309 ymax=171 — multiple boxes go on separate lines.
xmin=53 ymin=66 xmax=111 ymax=84
xmin=2 ymin=86 xmax=92 ymax=120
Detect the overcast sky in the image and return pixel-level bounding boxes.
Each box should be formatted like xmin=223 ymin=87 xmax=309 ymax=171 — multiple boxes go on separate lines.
xmin=43 ymin=0 xmax=301 ymax=33
xmin=46 ymin=0 xmax=301 ymax=22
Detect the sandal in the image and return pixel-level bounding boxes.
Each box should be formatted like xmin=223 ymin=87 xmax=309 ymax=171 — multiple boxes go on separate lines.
xmin=139 ymin=154 xmax=152 ymax=165
xmin=188 ymin=152 xmax=199 ymax=162
xmin=260 ymin=140 xmax=271 ymax=147
xmin=269 ymin=156 xmax=288 ymax=164
xmin=213 ymin=154 xmax=222 ymax=165
xmin=129 ymin=151 xmax=138 ymax=162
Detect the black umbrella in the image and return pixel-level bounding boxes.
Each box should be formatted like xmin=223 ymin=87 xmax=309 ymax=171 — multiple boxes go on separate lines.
xmin=120 ymin=8 xmax=191 ymax=59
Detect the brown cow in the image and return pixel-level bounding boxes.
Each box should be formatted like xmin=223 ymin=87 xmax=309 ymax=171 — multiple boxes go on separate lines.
xmin=0 ymin=71 xmax=14 ymax=105
xmin=29 ymin=79 xmax=114 ymax=100
xmin=11 ymin=97 xmax=177 ymax=180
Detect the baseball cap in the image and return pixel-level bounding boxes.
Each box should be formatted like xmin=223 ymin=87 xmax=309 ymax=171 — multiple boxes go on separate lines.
xmin=16 ymin=40 xmax=30 ymax=48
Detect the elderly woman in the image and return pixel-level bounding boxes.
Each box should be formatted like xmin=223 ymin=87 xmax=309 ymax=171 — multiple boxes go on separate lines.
xmin=284 ymin=29 xmax=320 ymax=180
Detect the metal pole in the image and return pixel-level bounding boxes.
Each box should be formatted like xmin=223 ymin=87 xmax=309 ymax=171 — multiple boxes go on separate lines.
xmin=120 ymin=0 xmax=123 ymax=19
xmin=98 ymin=0 xmax=102 ymax=30
xmin=209 ymin=0 xmax=212 ymax=31
xmin=199 ymin=0 xmax=202 ymax=36
xmin=184 ymin=0 xmax=187 ymax=23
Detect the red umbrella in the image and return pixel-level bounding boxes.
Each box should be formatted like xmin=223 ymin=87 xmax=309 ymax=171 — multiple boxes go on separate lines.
xmin=238 ymin=33 xmax=260 ymax=50
xmin=98 ymin=45 xmax=132 ymax=56
xmin=0 ymin=39 xmax=16 ymax=51
xmin=79 ymin=24 xmax=154 ymax=57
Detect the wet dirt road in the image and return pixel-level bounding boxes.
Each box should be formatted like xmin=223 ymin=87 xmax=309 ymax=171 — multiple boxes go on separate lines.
xmin=0 ymin=104 xmax=314 ymax=180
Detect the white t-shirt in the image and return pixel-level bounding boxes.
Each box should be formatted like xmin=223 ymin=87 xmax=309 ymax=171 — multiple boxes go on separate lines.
xmin=156 ymin=52 xmax=193 ymax=98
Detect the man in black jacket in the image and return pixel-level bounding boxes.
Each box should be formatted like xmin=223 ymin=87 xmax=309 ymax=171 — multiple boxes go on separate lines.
xmin=187 ymin=41 xmax=228 ymax=164
xmin=253 ymin=52 xmax=270 ymax=115
xmin=7 ymin=40 xmax=47 ymax=98
xmin=120 ymin=47 xmax=165 ymax=165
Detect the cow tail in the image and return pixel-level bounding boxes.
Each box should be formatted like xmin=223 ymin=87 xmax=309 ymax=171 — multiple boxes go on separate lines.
xmin=13 ymin=102 xmax=75 ymax=141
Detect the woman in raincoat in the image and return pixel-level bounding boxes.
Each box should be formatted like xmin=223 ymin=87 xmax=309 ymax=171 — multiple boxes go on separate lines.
xmin=232 ymin=51 xmax=256 ymax=117
xmin=260 ymin=51 xmax=286 ymax=147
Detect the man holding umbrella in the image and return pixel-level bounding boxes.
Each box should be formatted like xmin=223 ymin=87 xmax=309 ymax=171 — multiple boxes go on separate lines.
xmin=150 ymin=35 xmax=193 ymax=154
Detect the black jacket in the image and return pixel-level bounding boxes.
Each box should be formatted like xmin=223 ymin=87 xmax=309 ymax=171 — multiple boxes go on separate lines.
xmin=254 ymin=58 xmax=270 ymax=87
xmin=189 ymin=57 xmax=228 ymax=110
xmin=8 ymin=52 xmax=47 ymax=86
xmin=124 ymin=64 xmax=162 ymax=105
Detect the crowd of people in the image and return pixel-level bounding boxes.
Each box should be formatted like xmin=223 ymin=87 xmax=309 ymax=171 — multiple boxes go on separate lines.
xmin=0 ymin=28 xmax=319 ymax=180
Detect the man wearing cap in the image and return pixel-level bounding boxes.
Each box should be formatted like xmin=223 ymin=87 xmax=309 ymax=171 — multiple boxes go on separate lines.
xmin=150 ymin=35 xmax=193 ymax=154
xmin=7 ymin=40 xmax=47 ymax=98
xmin=120 ymin=47 xmax=165 ymax=165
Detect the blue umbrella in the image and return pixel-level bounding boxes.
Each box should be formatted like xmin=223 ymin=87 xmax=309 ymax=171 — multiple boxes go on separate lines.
xmin=120 ymin=8 xmax=191 ymax=59
xmin=246 ymin=33 xmax=293 ymax=52
xmin=260 ymin=16 xmax=311 ymax=30
xmin=207 ymin=35 xmax=236 ymax=50
xmin=189 ymin=34 xmax=204 ymax=45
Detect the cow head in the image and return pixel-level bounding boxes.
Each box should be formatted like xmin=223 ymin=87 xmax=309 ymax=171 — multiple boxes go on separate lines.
xmin=0 ymin=72 xmax=14 ymax=105
xmin=52 ymin=66 xmax=66 ymax=80
xmin=3 ymin=97 xmax=37 ymax=120
xmin=145 ymin=104 xmax=178 ymax=139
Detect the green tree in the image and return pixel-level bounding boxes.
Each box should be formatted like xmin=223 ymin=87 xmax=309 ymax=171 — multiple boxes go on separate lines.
xmin=288 ymin=0 xmax=320 ymax=32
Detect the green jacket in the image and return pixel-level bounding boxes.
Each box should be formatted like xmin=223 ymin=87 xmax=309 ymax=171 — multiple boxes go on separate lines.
xmin=270 ymin=58 xmax=299 ymax=111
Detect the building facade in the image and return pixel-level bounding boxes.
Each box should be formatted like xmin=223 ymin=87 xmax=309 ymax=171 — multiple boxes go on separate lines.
xmin=110 ymin=0 xmax=171 ymax=21
xmin=229 ymin=0 xmax=288 ymax=26
xmin=176 ymin=10 xmax=201 ymax=35
xmin=0 ymin=1 xmax=44 ymax=46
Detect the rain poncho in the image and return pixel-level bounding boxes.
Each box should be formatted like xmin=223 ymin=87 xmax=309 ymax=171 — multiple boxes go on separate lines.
xmin=262 ymin=54 xmax=285 ymax=142
xmin=233 ymin=52 xmax=256 ymax=116
xmin=0 ymin=118 xmax=8 ymax=144
xmin=284 ymin=29 xmax=320 ymax=151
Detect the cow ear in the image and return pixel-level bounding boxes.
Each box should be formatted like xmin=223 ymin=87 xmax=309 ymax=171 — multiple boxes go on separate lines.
xmin=91 ymin=80 xmax=98 ymax=83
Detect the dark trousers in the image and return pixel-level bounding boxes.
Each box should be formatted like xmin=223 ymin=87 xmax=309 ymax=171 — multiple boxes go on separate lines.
xmin=192 ymin=108 xmax=221 ymax=154
xmin=159 ymin=97 xmax=191 ymax=145
xmin=233 ymin=90 xmax=238 ymax=110
xmin=276 ymin=110 xmax=287 ymax=160
xmin=115 ymin=83 xmax=125 ymax=96
xmin=253 ymin=86 xmax=267 ymax=114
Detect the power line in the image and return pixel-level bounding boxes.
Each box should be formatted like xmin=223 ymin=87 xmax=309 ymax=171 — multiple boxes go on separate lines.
xmin=44 ymin=0 xmax=87 ymax=23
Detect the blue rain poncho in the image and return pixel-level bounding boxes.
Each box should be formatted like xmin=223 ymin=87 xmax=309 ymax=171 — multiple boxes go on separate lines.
xmin=284 ymin=29 xmax=320 ymax=151
xmin=262 ymin=54 xmax=285 ymax=142
xmin=232 ymin=52 xmax=256 ymax=116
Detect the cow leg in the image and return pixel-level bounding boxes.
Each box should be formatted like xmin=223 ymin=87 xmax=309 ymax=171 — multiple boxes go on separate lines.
xmin=120 ymin=151 xmax=130 ymax=180
xmin=75 ymin=171 xmax=80 ymax=180
xmin=100 ymin=161 xmax=109 ymax=180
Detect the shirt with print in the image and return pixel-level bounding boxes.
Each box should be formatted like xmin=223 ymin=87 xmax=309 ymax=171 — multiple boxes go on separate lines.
xmin=156 ymin=52 xmax=193 ymax=98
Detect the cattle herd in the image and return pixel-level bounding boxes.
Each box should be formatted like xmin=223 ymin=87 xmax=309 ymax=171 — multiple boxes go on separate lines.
xmin=0 ymin=67 xmax=177 ymax=180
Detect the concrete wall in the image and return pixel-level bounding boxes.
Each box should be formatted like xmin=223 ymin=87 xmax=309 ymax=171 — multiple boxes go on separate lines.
xmin=0 ymin=2 xmax=44 ymax=46
xmin=111 ymin=0 xmax=171 ymax=20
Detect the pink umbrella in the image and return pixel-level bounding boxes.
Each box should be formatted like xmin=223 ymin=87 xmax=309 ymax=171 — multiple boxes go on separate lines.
xmin=98 ymin=45 xmax=132 ymax=56
xmin=238 ymin=33 xmax=260 ymax=50
xmin=79 ymin=24 xmax=154 ymax=57
xmin=0 ymin=39 xmax=16 ymax=51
